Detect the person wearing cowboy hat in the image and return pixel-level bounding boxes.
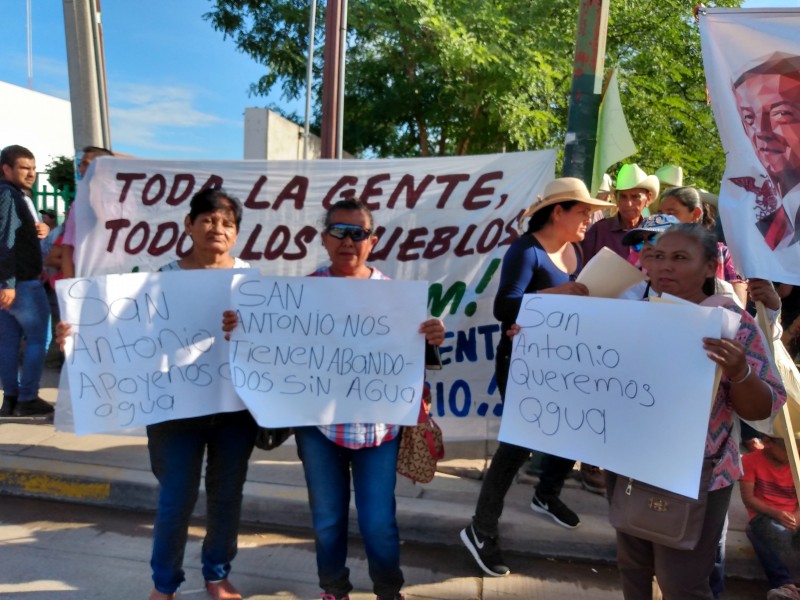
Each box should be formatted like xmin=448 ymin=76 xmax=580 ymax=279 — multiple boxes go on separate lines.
xmin=460 ymin=177 xmax=614 ymax=578
xmin=582 ymin=163 xmax=660 ymax=264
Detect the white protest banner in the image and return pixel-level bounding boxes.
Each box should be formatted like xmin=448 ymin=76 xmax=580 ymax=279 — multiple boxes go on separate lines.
xmin=700 ymin=8 xmax=800 ymax=285
xmin=56 ymin=270 xmax=254 ymax=434
xmin=229 ymin=275 xmax=427 ymax=427
xmin=499 ymin=295 xmax=724 ymax=498
xmin=67 ymin=151 xmax=556 ymax=439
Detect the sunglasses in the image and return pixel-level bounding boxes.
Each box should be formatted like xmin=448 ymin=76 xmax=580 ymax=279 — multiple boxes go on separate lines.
xmin=632 ymin=233 xmax=659 ymax=253
xmin=325 ymin=224 xmax=373 ymax=242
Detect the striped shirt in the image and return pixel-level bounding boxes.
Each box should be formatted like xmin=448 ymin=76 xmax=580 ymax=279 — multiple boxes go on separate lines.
xmin=308 ymin=265 xmax=400 ymax=449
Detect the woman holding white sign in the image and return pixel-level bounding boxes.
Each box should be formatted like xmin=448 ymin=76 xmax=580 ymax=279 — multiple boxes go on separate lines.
xmin=460 ymin=177 xmax=613 ymax=577
xmin=62 ymin=189 xmax=258 ymax=600
xmin=223 ymin=199 xmax=445 ymax=600
xmin=609 ymin=223 xmax=785 ymax=600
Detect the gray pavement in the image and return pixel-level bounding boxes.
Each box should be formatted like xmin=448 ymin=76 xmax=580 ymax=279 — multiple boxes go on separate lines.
xmin=0 ymin=367 xmax=765 ymax=586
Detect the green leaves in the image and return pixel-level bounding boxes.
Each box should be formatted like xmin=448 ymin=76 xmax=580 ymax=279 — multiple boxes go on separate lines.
xmin=206 ymin=0 xmax=743 ymax=189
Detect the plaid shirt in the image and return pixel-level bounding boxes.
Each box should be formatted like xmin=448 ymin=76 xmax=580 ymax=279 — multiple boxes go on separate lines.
xmin=308 ymin=265 xmax=401 ymax=449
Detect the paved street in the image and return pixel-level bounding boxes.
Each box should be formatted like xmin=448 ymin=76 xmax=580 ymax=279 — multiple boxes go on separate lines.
xmin=0 ymin=495 xmax=767 ymax=600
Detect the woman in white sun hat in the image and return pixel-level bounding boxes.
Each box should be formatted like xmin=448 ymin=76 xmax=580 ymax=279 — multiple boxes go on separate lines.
xmin=460 ymin=177 xmax=614 ymax=577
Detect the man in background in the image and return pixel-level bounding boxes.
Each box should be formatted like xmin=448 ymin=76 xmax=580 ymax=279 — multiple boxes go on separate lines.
xmin=732 ymin=52 xmax=800 ymax=250
xmin=61 ymin=146 xmax=113 ymax=278
xmin=0 ymin=145 xmax=53 ymax=417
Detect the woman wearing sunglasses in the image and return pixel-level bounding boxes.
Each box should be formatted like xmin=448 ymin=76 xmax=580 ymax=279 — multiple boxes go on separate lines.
xmin=298 ymin=199 xmax=444 ymax=600
xmin=223 ymin=199 xmax=444 ymax=600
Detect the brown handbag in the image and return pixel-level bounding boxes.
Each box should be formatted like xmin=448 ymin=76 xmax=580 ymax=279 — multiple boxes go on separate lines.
xmin=608 ymin=458 xmax=715 ymax=550
xmin=396 ymin=390 xmax=445 ymax=484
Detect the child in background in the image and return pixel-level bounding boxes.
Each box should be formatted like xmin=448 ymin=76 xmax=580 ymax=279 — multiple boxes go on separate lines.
xmin=740 ymin=434 xmax=800 ymax=600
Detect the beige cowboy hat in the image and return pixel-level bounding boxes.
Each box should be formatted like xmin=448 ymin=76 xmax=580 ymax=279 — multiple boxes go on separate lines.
xmin=518 ymin=177 xmax=615 ymax=232
xmin=596 ymin=172 xmax=615 ymax=201
xmin=655 ymin=164 xmax=684 ymax=189
xmin=616 ymin=163 xmax=660 ymax=197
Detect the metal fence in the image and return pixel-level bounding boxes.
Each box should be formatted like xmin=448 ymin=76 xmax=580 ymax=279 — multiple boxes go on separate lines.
xmin=31 ymin=175 xmax=74 ymax=225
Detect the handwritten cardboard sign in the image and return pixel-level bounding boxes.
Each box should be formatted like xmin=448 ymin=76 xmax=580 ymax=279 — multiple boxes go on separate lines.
xmin=229 ymin=274 xmax=427 ymax=427
xmin=499 ymin=295 xmax=725 ymax=497
xmin=56 ymin=270 xmax=254 ymax=434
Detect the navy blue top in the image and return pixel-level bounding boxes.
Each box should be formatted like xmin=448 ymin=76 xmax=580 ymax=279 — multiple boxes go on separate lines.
xmin=0 ymin=181 xmax=42 ymax=289
xmin=493 ymin=234 xmax=583 ymax=355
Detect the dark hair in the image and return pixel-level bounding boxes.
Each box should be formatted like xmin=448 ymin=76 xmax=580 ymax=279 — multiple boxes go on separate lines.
xmin=660 ymin=186 xmax=716 ymax=229
xmin=0 ymin=144 xmax=35 ymax=169
xmin=188 ymin=189 xmax=243 ymax=231
xmin=324 ymin=199 xmax=374 ymax=231
xmin=658 ymin=223 xmax=718 ymax=296
xmin=82 ymin=146 xmax=113 ymax=158
xmin=526 ymin=200 xmax=579 ymax=233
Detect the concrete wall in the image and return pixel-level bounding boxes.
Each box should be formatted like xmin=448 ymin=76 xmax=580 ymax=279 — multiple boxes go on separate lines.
xmin=0 ymin=81 xmax=74 ymax=170
xmin=243 ymin=108 xmax=324 ymax=160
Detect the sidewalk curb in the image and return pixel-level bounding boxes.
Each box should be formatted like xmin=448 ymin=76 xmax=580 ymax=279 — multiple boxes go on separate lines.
xmin=0 ymin=453 xmax=762 ymax=582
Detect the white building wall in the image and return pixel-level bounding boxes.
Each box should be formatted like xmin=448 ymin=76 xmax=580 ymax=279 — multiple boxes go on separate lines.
xmin=243 ymin=108 xmax=324 ymax=160
xmin=0 ymin=81 xmax=74 ymax=169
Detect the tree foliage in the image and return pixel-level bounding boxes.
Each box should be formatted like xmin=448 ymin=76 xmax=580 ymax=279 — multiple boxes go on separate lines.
xmin=206 ymin=0 xmax=742 ymax=190
xmin=44 ymin=155 xmax=75 ymax=190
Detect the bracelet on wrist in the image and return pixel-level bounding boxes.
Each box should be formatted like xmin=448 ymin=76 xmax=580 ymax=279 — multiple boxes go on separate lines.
xmin=730 ymin=364 xmax=752 ymax=385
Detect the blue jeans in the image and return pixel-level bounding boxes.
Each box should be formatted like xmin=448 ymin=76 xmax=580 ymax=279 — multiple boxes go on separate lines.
xmin=0 ymin=280 xmax=48 ymax=400
xmin=294 ymin=426 xmax=404 ymax=599
xmin=746 ymin=513 xmax=800 ymax=588
xmin=146 ymin=410 xmax=257 ymax=594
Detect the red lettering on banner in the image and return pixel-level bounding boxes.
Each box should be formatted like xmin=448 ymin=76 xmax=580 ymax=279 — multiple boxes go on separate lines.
xmin=239 ymin=224 xmax=317 ymax=261
xmin=322 ymin=176 xmax=358 ymax=207
xmin=369 ymin=226 xmax=404 ymax=261
xmin=387 ymin=174 xmax=434 ymax=209
xmin=148 ymin=222 xmax=181 ymax=256
xmin=115 ymin=173 xmax=225 ymax=206
xmin=369 ymin=215 xmax=519 ymax=263
xmin=423 ymin=227 xmax=459 ymax=259
xmin=358 ymin=173 xmax=391 ymax=210
xmin=397 ymin=227 xmax=429 ymax=261
xmin=245 ymin=176 xmax=269 ymax=209
xmin=106 ymin=219 xmax=131 ymax=251
xmin=273 ymin=176 xmax=308 ymax=210
xmin=503 ymin=213 xmax=522 ymax=245
xmin=477 ymin=218 xmax=504 ymax=252
xmin=116 ymin=173 xmax=147 ymax=203
xmin=198 ymin=175 xmax=224 ymax=193
xmin=177 ymin=232 xmax=192 ymax=257
xmin=241 ymin=224 xmax=266 ymax=260
xmin=454 ymin=224 xmax=478 ymax=256
xmin=166 ymin=174 xmax=196 ymax=206
xmin=463 ymin=171 xmax=503 ymax=210
xmin=125 ymin=222 xmax=150 ymax=254
xmin=284 ymin=225 xmax=317 ymax=259
xmin=142 ymin=175 xmax=167 ymax=206
xmin=435 ymin=174 xmax=470 ymax=209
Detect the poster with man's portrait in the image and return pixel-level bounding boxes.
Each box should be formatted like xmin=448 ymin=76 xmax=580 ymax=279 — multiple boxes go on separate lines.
xmin=701 ymin=9 xmax=800 ymax=286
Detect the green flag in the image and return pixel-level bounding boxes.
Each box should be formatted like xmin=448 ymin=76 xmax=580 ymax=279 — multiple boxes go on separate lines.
xmin=591 ymin=69 xmax=637 ymax=196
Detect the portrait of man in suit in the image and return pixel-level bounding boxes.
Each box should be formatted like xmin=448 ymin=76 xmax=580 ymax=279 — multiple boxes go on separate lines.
xmin=732 ymin=51 xmax=800 ymax=250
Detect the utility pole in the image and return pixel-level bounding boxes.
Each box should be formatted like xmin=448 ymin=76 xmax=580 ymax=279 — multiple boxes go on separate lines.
xmin=320 ymin=0 xmax=343 ymax=159
xmin=62 ymin=0 xmax=112 ymax=155
xmin=561 ymin=0 xmax=610 ymax=182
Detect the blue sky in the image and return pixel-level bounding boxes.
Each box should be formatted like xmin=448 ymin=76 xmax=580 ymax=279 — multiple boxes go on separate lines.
xmin=0 ymin=1 xmax=798 ymax=161
xmin=0 ymin=0 xmax=304 ymax=160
